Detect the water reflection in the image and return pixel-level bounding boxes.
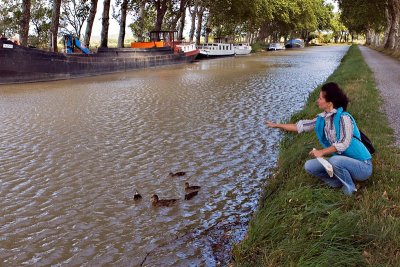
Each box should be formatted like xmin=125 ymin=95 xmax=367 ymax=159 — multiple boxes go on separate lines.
xmin=0 ymin=46 xmax=348 ymax=266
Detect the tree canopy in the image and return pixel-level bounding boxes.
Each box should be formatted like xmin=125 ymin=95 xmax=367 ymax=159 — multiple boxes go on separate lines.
xmin=1 ymin=0 xmax=398 ymax=50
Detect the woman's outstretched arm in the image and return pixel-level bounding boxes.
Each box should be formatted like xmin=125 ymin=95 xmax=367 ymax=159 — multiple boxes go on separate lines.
xmin=265 ymin=121 xmax=298 ymax=132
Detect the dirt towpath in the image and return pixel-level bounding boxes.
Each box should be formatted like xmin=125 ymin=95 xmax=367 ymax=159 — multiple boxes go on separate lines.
xmin=359 ymin=46 xmax=400 ymax=146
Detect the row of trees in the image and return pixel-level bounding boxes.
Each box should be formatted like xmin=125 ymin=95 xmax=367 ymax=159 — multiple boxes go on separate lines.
xmin=2 ymin=0 xmax=397 ymax=51
xmin=338 ymin=0 xmax=400 ymax=50
xmin=1 ymin=0 xmax=336 ymax=51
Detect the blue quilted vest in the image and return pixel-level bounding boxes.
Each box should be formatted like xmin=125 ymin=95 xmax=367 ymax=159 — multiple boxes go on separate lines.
xmin=315 ymin=107 xmax=371 ymax=161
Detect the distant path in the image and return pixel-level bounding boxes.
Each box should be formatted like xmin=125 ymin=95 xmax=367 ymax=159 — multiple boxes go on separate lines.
xmin=359 ymin=45 xmax=400 ymax=146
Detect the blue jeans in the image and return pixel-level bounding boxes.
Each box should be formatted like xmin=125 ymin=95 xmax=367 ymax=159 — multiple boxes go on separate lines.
xmin=304 ymin=155 xmax=373 ymax=195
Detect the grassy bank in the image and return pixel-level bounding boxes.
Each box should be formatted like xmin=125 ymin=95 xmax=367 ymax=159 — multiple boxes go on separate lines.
xmin=232 ymin=45 xmax=400 ymax=266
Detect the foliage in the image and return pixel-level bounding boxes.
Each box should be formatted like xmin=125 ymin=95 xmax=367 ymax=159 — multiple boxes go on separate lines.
xmin=337 ymin=0 xmax=387 ymax=34
xmin=111 ymin=0 xmax=135 ymax=25
xmin=60 ymin=0 xmax=90 ymax=38
xmin=0 ymin=0 xmax=20 ymax=37
xmin=30 ymin=0 xmax=52 ymax=47
xmin=128 ymin=1 xmax=156 ymax=40
xmin=330 ymin=12 xmax=348 ymax=43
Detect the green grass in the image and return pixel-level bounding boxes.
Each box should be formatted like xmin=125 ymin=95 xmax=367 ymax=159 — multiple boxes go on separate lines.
xmin=232 ymin=45 xmax=400 ymax=266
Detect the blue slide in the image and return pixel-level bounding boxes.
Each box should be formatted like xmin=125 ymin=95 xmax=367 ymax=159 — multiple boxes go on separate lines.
xmin=64 ymin=35 xmax=90 ymax=54
xmin=73 ymin=37 xmax=90 ymax=54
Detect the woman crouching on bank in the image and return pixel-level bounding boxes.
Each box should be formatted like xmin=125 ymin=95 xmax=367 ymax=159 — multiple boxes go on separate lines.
xmin=266 ymin=82 xmax=372 ymax=195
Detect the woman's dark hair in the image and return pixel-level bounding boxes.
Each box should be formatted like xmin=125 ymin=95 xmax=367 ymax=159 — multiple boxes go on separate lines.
xmin=321 ymin=82 xmax=349 ymax=111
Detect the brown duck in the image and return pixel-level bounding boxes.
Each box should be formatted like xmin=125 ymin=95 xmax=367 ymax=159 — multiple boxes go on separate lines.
xmin=151 ymin=194 xmax=179 ymax=207
xmin=169 ymin=171 xmax=186 ymax=177
xmin=185 ymin=182 xmax=201 ymax=192
xmin=184 ymin=190 xmax=199 ymax=200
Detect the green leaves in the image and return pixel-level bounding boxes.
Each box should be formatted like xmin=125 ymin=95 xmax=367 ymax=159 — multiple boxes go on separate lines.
xmin=338 ymin=0 xmax=387 ymax=33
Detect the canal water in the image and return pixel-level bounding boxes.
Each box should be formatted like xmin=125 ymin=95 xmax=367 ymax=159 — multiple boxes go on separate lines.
xmin=0 ymin=46 xmax=348 ymax=266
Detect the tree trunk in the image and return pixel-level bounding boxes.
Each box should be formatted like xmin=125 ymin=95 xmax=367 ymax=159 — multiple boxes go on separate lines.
xmin=178 ymin=9 xmax=186 ymax=40
xmin=84 ymin=0 xmax=98 ymax=48
xmin=170 ymin=0 xmax=186 ymax=31
xmin=257 ymin=22 xmax=268 ymax=42
xmin=137 ymin=0 xmax=146 ymax=41
xmin=195 ymin=7 xmax=205 ymax=45
xmin=204 ymin=12 xmax=212 ymax=43
xmin=188 ymin=3 xmax=198 ymax=42
xmin=384 ymin=0 xmax=400 ymax=49
xmin=20 ymin=0 xmax=31 ymax=46
xmin=49 ymin=0 xmax=61 ymax=52
xmin=100 ymin=0 xmax=111 ymax=48
xmin=365 ymin=29 xmax=373 ymax=46
xmin=118 ymin=0 xmax=128 ymax=48
xmin=397 ymin=29 xmax=400 ymax=50
xmin=178 ymin=0 xmax=187 ymax=40
xmin=154 ymin=0 xmax=169 ymax=31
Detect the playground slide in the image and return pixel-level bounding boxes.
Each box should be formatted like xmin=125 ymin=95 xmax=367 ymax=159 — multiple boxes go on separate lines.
xmin=73 ymin=37 xmax=90 ymax=54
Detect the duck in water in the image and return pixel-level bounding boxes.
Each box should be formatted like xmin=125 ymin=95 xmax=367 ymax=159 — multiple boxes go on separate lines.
xmin=184 ymin=190 xmax=199 ymax=200
xmin=133 ymin=191 xmax=142 ymax=200
xmin=185 ymin=182 xmax=201 ymax=192
xmin=169 ymin=171 xmax=186 ymax=177
xmin=151 ymin=194 xmax=179 ymax=207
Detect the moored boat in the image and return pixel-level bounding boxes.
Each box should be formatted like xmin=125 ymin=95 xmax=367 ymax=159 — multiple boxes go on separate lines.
xmin=0 ymin=31 xmax=199 ymax=85
xmin=196 ymin=43 xmax=235 ymax=58
xmin=233 ymin=43 xmax=252 ymax=55
xmin=267 ymin=42 xmax=285 ymax=51
xmin=285 ymin=39 xmax=305 ymax=49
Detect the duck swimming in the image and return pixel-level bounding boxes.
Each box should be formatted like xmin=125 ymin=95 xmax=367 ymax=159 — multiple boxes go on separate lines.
xmin=151 ymin=194 xmax=179 ymax=207
xmin=169 ymin=171 xmax=186 ymax=177
xmin=185 ymin=182 xmax=201 ymax=192
xmin=134 ymin=191 xmax=142 ymax=200
xmin=184 ymin=190 xmax=199 ymax=200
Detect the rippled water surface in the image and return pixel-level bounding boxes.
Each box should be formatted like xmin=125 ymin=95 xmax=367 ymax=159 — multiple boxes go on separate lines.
xmin=0 ymin=46 xmax=348 ymax=266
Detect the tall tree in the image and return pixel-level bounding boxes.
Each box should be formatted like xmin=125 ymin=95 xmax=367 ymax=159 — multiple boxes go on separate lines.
xmin=136 ymin=0 xmax=147 ymax=41
xmin=49 ymin=0 xmax=62 ymax=52
xmin=385 ymin=0 xmax=400 ymax=49
xmin=164 ymin=0 xmax=184 ymax=31
xmin=195 ymin=6 xmax=205 ymax=44
xmin=117 ymin=0 xmax=129 ymax=47
xmin=83 ymin=0 xmax=98 ymax=48
xmin=188 ymin=1 xmax=198 ymax=42
xmin=204 ymin=12 xmax=211 ymax=42
xmin=100 ymin=0 xmax=111 ymax=47
xmin=177 ymin=0 xmax=187 ymax=40
xmin=20 ymin=0 xmax=31 ymax=46
xmin=154 ymin=0 xmax=170 ymax=30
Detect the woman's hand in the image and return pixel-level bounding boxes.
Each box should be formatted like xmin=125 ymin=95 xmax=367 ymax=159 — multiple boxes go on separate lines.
xmin=265 ymin=121 xmax=279 ymax=128
xmin=309 ymin=149 xmax=324 ymax=158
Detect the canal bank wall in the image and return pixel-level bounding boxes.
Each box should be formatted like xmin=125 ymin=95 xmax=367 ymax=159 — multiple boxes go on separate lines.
xmin=232 ymin=45 xmax=400 ymax=266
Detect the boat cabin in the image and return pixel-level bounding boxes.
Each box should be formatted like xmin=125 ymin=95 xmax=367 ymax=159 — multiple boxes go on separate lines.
xmin=131 ymin=31 xmax=177 ymax=49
